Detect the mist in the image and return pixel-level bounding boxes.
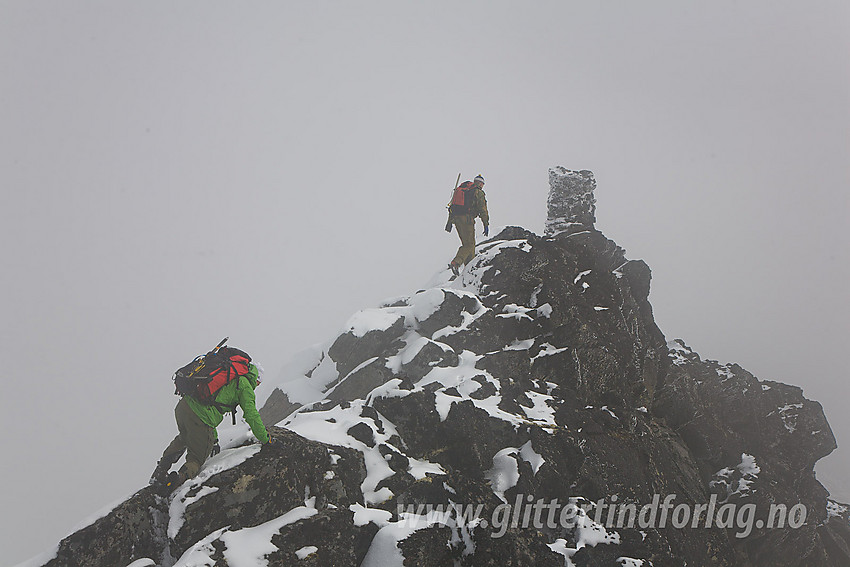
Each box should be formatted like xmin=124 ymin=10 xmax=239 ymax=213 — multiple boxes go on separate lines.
xmin=1 ymin=2 xmax=847 ymax=564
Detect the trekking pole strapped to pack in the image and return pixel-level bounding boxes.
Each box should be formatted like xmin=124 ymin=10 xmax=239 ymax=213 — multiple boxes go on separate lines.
xmin=445 ymin=172 xmax=461 ymax=232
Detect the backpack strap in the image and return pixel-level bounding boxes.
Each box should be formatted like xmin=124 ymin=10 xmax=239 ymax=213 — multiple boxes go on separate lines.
xmin=211 ymin=364 xmax=242 ymax=424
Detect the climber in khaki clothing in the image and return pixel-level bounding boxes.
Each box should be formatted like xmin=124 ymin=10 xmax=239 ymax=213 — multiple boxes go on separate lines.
xmin=447 ymin=174 xmax=489 ymax=276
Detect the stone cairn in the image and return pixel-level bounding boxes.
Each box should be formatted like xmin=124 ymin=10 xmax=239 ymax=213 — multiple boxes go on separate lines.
xmin=545 ymin=166 xmax=597 ymax=236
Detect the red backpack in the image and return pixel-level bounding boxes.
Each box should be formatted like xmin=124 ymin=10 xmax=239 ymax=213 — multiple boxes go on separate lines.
xmin=449 ymin=181 xmax=476 ymax=215
xmin=174 ymin=339 xmax=252 ymax=407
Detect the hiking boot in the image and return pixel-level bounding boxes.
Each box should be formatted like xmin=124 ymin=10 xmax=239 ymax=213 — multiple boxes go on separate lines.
xmin=164 ymin=471 xmax=188 ymax=492
xmin=449 ymin=262 xmax=460 ymax=276
xmin=149 ymin=459 xmax=171 ymax=486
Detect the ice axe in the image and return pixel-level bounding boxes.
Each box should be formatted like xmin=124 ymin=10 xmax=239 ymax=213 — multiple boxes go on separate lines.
xmin=445 ymin=173 xmax=461 ymax=232
xmin=187 ymin=337 xmax=229 ymax=377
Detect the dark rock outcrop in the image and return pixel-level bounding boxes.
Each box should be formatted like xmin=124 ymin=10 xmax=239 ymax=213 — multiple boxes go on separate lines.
xmin=44 ymin=429 xmax=372 ymax=567
xmin=33 ymin=168 xmax=848 ymax=567
xmin=654 ymin=341 xmax=848 ymax=566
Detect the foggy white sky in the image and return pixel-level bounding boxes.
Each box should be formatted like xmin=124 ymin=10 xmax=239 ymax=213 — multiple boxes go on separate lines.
xmin=2 ymin=1 xmax=848 ymax=563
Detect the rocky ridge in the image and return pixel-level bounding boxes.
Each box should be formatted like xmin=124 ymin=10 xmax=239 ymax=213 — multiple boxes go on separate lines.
xmin=31 ymin=168 xmax=849 ymax=567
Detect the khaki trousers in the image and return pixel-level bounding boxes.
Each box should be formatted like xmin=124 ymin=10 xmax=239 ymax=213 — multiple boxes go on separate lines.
xmin=452 ymin=216 xmax=476 ymax=266
xmin=160 ymin=398 xmax=216 ymax=479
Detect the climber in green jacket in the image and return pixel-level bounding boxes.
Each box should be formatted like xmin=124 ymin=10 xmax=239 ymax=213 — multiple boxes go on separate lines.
xmin=150 ymin=362 xmax=270 ymax=489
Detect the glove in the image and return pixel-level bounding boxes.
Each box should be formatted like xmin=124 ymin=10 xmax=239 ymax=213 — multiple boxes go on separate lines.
xmin=483 ymin=226 xmax=489 ymax=237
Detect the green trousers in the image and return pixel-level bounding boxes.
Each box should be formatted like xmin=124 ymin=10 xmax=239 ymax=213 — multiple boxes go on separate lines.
xmin=451 ymin=215 xmax=476 ymax=266
xmin=160 ymin=398 xmax=217 ymax=479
